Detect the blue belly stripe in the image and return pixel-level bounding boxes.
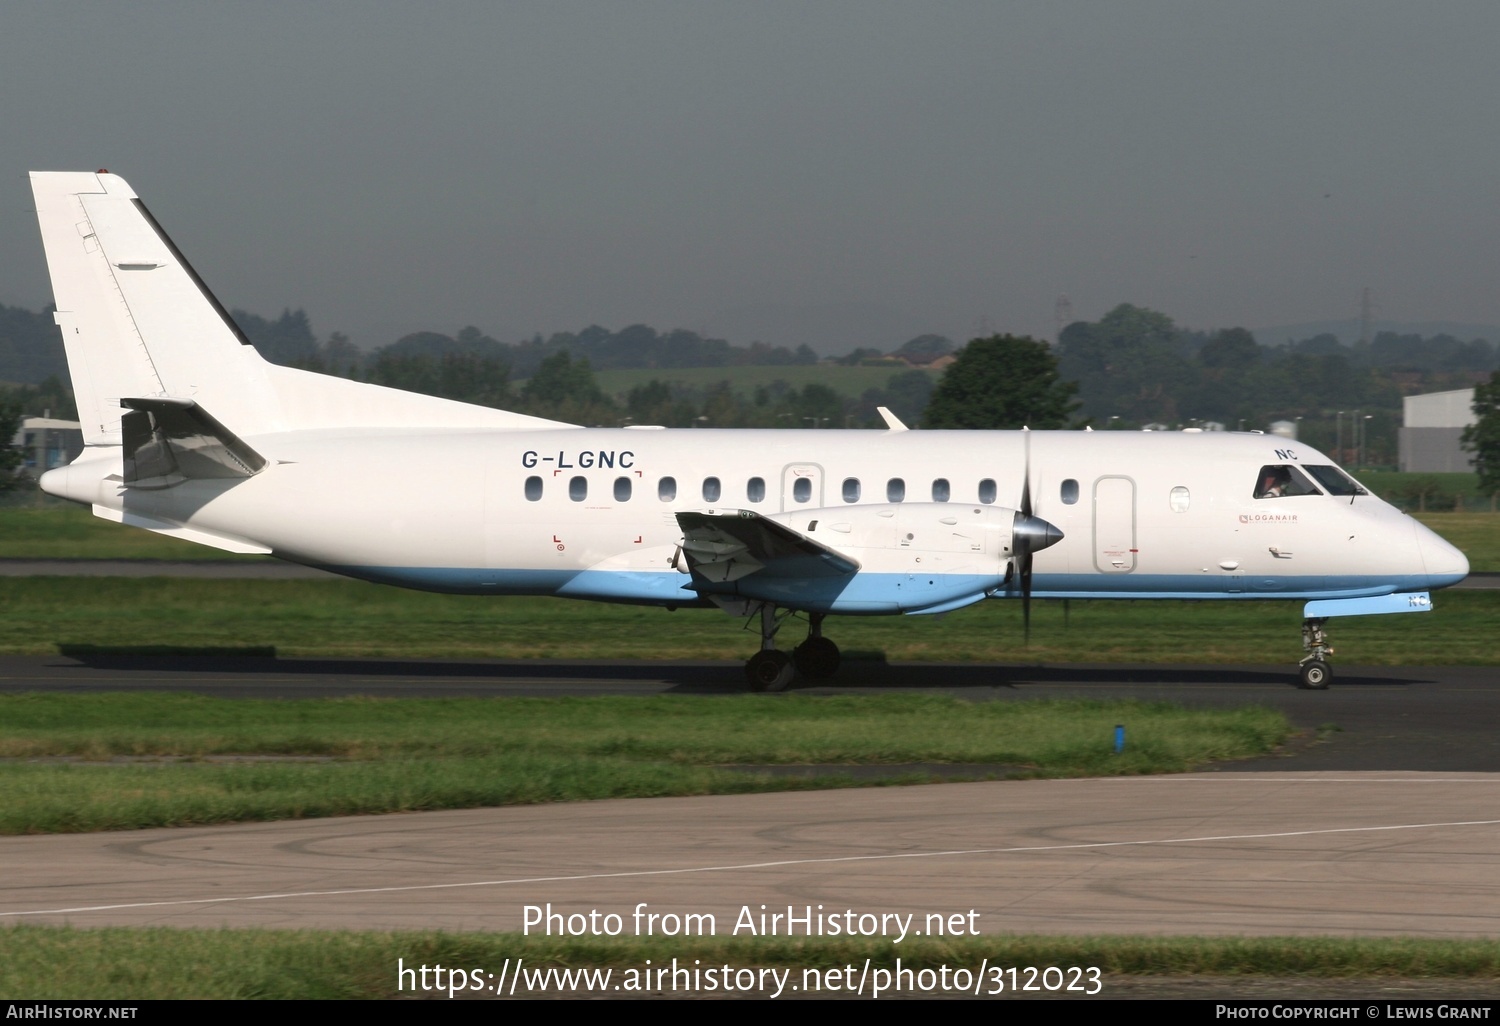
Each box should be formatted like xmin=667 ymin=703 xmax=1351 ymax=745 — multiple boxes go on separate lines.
xmin=315 ymin=565 xmax=1463 ymax=612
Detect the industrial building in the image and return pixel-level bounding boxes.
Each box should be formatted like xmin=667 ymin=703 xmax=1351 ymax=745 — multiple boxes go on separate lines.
xmin=1398 ymin=388 xmax=1475 ymax=473
xmin=9 ymin=416 xmax=84 ymax=479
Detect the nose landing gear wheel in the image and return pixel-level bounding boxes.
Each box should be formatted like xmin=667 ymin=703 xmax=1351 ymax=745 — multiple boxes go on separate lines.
xmin=745 ymin=650 xmax=795 ymax=692
xmin=1299 ymin=659 xmax=1331 ymax=690
xmin=1298 ymin=617 xmax=1333 ymax=689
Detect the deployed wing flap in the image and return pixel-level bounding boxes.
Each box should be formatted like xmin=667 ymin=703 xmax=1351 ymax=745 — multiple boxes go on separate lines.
xmin=121 ymin=397 xmax=267 ymax=485
xmin=675 ymin=509 xmax=860 ymax=584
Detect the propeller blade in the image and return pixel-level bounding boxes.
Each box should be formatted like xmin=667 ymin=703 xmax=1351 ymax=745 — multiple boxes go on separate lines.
xmin=1011 ymin=430 xmax=1067 ymax=645
xmin=1020 ymin=429 xmax=1032 ymax=644
xmin=1012 ymin=507 xmax=1064 ymax=649
xmin=1014 ymin=518 xmax=1064 ymax=644
xmin=1020 ymin=429 xmax=1032 ymax=517
xmin=1021 ymin=550 xmax=1032 ymax=645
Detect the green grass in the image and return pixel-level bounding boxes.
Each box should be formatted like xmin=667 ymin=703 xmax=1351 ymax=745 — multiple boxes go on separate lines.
xmin=0 ymin=693 xmax=1288 ymax=833
xmin=0 ymin=576 xmax=1495 ymax=664
xmin=2 ymin=928 xmax=1497 ymax=998
xmin=1414 ymin=512 xmax=1500 ymax=571
xmin=0 ymin=504 xmax=266 ymax=560
xmin=592 ymin=363 xmax=937 ymax=401
xmin=1358 ymin=471 xmax=1497 ymax=512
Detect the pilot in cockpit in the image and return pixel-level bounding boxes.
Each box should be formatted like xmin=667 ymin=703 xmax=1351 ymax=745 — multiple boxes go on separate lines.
xmin=1254 ymin=464 xmax=1323 ymax=499
xmin=1256 ymin=467 xmax=1290 ymax=498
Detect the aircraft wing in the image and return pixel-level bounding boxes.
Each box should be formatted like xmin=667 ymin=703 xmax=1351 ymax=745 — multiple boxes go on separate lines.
xmin=675 ymin=510 xmax=860 ymax=584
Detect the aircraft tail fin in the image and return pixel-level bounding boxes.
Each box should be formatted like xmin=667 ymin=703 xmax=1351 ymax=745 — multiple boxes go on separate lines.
xmin=30 ymin=171 xmax=279 ymax=445
xmin=30 ymin=170 xmax=571 ymax=445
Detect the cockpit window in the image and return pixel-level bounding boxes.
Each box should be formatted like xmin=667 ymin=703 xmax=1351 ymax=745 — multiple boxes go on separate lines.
xmin=1303 ymin=465 xmax=1368 ymax=497
xmin=1253 ymin=464 xmax=1321 ymax=499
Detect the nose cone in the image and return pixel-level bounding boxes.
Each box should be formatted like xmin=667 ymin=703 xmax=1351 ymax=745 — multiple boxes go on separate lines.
xmin=1013 ymin=512 xmax=1064 ymax=554
xmin=1413 ymin=520 xmax=1469 ymax=589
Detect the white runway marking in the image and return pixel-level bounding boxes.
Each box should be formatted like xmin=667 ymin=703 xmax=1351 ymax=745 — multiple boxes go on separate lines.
xmin=1128 ymin=776 xmax=1500 ymax=783
xmin=5 ymin=815 xmax=1499 ymax=919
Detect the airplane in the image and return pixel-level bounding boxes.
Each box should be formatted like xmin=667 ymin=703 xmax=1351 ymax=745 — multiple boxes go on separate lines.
xmin=26 ymin=170 xmax=1470 ymax=691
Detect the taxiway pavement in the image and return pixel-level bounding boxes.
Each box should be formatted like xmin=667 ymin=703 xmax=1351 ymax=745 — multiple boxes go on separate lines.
xmin=2 ymin=773 xmax=1497 ymax=936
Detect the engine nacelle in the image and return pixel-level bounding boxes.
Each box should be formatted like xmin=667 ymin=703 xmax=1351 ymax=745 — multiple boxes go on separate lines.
xmin=757 ymin=503 xmax=1038 ymax=614
xmin=769 ymin=502 xmax=1016 ymax=567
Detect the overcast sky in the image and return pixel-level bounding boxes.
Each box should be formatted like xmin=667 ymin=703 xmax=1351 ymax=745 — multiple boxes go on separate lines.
xmin=3 ymin=2 xmax=1499 ymax=353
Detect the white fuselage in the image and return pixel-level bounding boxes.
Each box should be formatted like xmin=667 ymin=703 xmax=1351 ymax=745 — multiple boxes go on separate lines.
xmin=44 ymin=425 xmax=1469 ymax=615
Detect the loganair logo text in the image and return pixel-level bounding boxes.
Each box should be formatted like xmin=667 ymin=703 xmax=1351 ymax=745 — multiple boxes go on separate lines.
xmin=1239 ymin=513 xmax=1299 ymax=523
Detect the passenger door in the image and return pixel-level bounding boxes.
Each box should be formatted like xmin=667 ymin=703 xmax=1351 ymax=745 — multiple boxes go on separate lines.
xmin=1092 ymin=475 xmax=1137 ymax=573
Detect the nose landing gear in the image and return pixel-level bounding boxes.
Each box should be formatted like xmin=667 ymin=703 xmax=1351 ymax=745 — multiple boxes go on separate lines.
xmin=1298 ymin=617 xmax=1333 ymax=689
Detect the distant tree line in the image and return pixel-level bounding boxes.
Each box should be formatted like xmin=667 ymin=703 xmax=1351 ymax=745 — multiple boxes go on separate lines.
xmin=1056 ymin=303 xmax=1500 ymax=465
xmin=0 ymin=395 xmax=22 ymax=492
xmin=277 ymin=319 xmax=819 ymax=379
xmin=0 ymin=303 xmax=67 ymax=386
xmin=252 ymin=314 xmax=920 ymax=428
xmin=1464 ymin=370 xmax=1500 ymax=497
xmin=6 ymin=295 xmax=1500 ymax=459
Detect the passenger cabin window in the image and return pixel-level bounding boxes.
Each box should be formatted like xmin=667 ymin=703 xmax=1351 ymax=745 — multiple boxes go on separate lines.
xmin=658 ymin=476 xmax=677 ymax=501
xmin=978 ymin=478 xmax=997 ymax=505
xmin=887 ymin=478 xmax=905 ymax=502
xmin=1170 ymin=485 xmax=1190 ymax=512
xmin=1304 ymin=465 xmax=1368 ymax=497
xmin=842 ymin=478 xmax=861 ymax=503
xmin=614 ymin=476 xmax=632 ymax=502
xmin=931 ymin=478 xmax=950 ymax=502
xmin=1060 ymin=479 xmax=1079 ymax=504
xmin=569 ymin=476 xmax=588 ymax=501
xmin=1253 ymin=465 xmax=1320 ymax=499
xmin=524 ymin=476 xmax=543 ymax=501
xmin=702 ymin=476 xmax=721 ymax=502
xmin=747 ymin=477 xmax=766 ymax=503
xmin=793 ymin=477 xmax=812 ymax=503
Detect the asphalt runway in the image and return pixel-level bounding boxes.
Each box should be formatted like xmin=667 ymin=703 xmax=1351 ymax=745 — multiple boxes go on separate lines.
xmin=3 ymin=652 xmax=1499 ymax=947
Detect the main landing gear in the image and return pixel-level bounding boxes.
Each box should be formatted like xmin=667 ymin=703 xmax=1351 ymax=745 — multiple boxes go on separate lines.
xmin=1298 ymin=617 xmax=1333 ymax=690
xmin=793 ymin=613 xmax=841 ymax=680
xmin=744 ymin=606 xmax=842 ymax=692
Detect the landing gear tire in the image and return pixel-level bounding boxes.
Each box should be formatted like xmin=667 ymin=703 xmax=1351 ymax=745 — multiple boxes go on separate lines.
xmin=1298 ymin=617 xmax=1333 ymax=690
xmin=745 ymin=650 xmax=795 ymax=692
xmin=793 ymin=637 xmax=841 ymax=679
xmin=1299 ymin=659 xmax=1331 ymax=690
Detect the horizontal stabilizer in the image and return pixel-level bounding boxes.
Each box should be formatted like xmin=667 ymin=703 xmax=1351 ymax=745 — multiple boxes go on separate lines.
xmin=676 ymin=509 xmax=860 ymax=584
xmin=91 ymin=505 xmax=271 ymax=554
xmin=121 ymin=397 xmax=267 ymax=486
